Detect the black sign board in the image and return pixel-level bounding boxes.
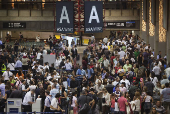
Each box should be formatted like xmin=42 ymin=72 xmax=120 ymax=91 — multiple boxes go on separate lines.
xmin=56 ymin=2 xmax=74 ymax=33
xmin=3 ymin=22 xmax=26 ymax=28
xmin=105 ymin=21 xmax=136 ymax=28
xmin=84 ymin=1 xmax=103 ymax=33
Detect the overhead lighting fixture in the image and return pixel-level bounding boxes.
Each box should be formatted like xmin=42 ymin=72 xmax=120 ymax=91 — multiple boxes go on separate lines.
xmin=159 ymin=0 xmax=166 ymax=42
xmin=149 ymin=0 xmax=155 ymax=36
xmin=142 ymin=0 xmax=146 ymax=31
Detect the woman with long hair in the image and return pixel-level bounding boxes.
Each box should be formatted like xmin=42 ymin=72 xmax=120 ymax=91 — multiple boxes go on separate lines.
xmin=47 ymin=85 xmax=51 ymax=92
xmin=16 ymin=69 xmax=24 ymax=79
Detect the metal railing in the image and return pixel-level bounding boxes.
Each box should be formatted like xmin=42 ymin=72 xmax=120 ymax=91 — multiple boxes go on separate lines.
xmin=4 ymin=41 xmax=45 ymax=50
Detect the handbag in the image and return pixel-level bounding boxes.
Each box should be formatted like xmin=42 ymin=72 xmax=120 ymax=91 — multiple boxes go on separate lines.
xmin=78 ymin=96 xmax=90 ymax=114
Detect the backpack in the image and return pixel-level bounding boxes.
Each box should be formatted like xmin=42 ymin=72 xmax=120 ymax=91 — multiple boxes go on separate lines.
xmin=138 ymin=67 xmax=145 ymax=78
xmin=20 ymin=35 xmax=23 ymax=38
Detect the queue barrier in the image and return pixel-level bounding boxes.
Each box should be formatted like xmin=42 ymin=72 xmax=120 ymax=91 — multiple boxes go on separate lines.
xmin=0 ymin=69 xmax=74 ymax=76
xmin=6 ymin=112 xmax=65 ymax=114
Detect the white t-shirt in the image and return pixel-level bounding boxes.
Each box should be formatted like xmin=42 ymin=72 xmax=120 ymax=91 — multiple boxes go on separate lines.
xmin=43 ymin=50 xmax=47 ymax=55
xmin=36 ymin=36 xmax=40 ymax=42
xmin=7 ymin=63 xmax=15 ymax=70
xmin=150 ymin=77 xmax=158 ymax=86
xmin=118 ymin=51 xmax=126 ymax=59
xmin=115 ymin=102 xmax=119 ymax=111
xmin=37 ymin=53 xmax=42 ymax=60
xmin=55 ymin=59 xmax=61 ymax=67
xmin=2 ymin=71 xmax=13 ymax=81
xmin=120 ymin=79 xmax=130 ymax=90
xmin=112 ymin=81 xmax=119 ymax=87
xmin=22 ymin=91 xmax=32 ymax=105
xmin=50 ymin=98 xmax=58 ymax=111
xmin=71 ymin=96 xmax=77 ymax=107
xmin=134 ymin=99 xmax=140 ymax=111
xmin=29 ymin=85 xmax=36 ymax=91
xmin=165 ymin=67 xmax=170 ymax=78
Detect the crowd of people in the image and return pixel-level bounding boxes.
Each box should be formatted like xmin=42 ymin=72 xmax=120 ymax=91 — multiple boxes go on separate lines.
xmin=0 ymin=32 xmax=170 ymax=114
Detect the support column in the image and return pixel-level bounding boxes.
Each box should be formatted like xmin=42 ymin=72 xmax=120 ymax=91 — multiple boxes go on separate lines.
xmin=146 ymin=0 xmax=149 ymax=44
xmin=166 ymin=1 xmax=170 ymax=63
xmin=154 ymin=0 xmax=159 ymax=57
xmin=140 ymin=0 xmax=142 ymax=37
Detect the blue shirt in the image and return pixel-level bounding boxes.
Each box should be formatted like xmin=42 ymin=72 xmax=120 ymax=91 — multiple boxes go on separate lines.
xmin=50 ymin=88 xmax=59 ymax=100
xmin=15 ymin=60 xmax=22 ymax=68
xmin=0 ymin=40 xmax=2 ymax=45
xmin=0 ymin=83 xmax=5 ymax=97
xmin=162 ymin=88 xmax=170 ymax=102
xmin=102 ymin=73 xmax=106 ymax=79
xmin=65 ymin=63 xmax=72 ymax=70
xmin=87 ymin=68 xmax=94 ymax=79
xmin=76 ymin=69 xmax=86 ymax=78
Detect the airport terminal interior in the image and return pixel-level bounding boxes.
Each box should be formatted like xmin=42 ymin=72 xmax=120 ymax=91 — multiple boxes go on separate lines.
xmin=0 ymin=0 xmax=170 ymax=114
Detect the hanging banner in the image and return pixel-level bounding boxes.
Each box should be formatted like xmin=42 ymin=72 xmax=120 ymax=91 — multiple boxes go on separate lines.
xmin=84 ymin=1 xmax=103 ymax=33
xmin=56 ymin=2 xmax=74 ymax=33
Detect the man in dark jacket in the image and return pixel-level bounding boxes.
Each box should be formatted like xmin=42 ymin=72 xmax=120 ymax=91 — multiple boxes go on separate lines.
xmin=105 ymin=80 xmax=114 ymax=94
xmin=78 ymin=89 xmax=93 ymax=114
xmin=129 ymin=81 xmax=139 ymax=101
xmin=145 ymin=77 xmax=155 ymax=96
xmin=71 ymin=45 xmax=77 ymax=59
xmin=9 ymin=86 xmax=22 ymax=98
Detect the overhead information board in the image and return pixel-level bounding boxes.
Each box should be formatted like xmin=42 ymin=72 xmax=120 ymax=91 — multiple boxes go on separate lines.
xmin=56 ymin=2 xmax=74 ymax=33
xmin=3 ymin=22 xmax=26 ymax=28
xmin=84 ymin=1 xmax=103 ymax=33
xmin=105 ymin=21 xmax=136 ymax=28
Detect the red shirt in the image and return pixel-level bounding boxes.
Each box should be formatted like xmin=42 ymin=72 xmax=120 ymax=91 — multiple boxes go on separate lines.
xmin=118 ymin=96 xmax=127 ymax=111
xmin=90 ymin=64 xmax=94 ymax=69
xmin=110 ymin=56 xmax=115 ymax=64
xmin=111 ymin=98 xmax=115 ymax=108
xmin=115 ymin=67 xmax=120 ymax=74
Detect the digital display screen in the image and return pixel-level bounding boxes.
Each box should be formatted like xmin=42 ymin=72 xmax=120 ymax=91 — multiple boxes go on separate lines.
xmin=8 ymin=101 xmax=14 ymax=105
xmin=3 ymin=22 xmax=26 ymax=28
xmin=105 ymin=21 xmax=136 ymax=28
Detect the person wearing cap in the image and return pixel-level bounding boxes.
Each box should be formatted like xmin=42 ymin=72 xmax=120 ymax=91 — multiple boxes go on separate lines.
xmin=22 ymin=89 xmax=35 ymax=112
xmin=2 ymin=67 xmax=13 ymax=84
xmin=50 ymin=93 xmax=65 ymax=113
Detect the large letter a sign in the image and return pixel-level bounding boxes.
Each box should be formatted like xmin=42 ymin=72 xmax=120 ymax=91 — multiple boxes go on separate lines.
xmin=85 ymin=1 xmax=103 ymax=33
xmin=56 ymin=2 xmax=74 ymax=33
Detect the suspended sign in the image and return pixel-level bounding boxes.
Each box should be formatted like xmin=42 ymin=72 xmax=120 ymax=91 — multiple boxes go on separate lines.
xmin=56 ymin=2 xmax=74 ymax=33
xmin=3 ymin=22 xmax=26 ymax=28
xmin=84 ymin=1 xmax=103 ymax=33
xmin=105 ymin=21 xmax=136 ymax=28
